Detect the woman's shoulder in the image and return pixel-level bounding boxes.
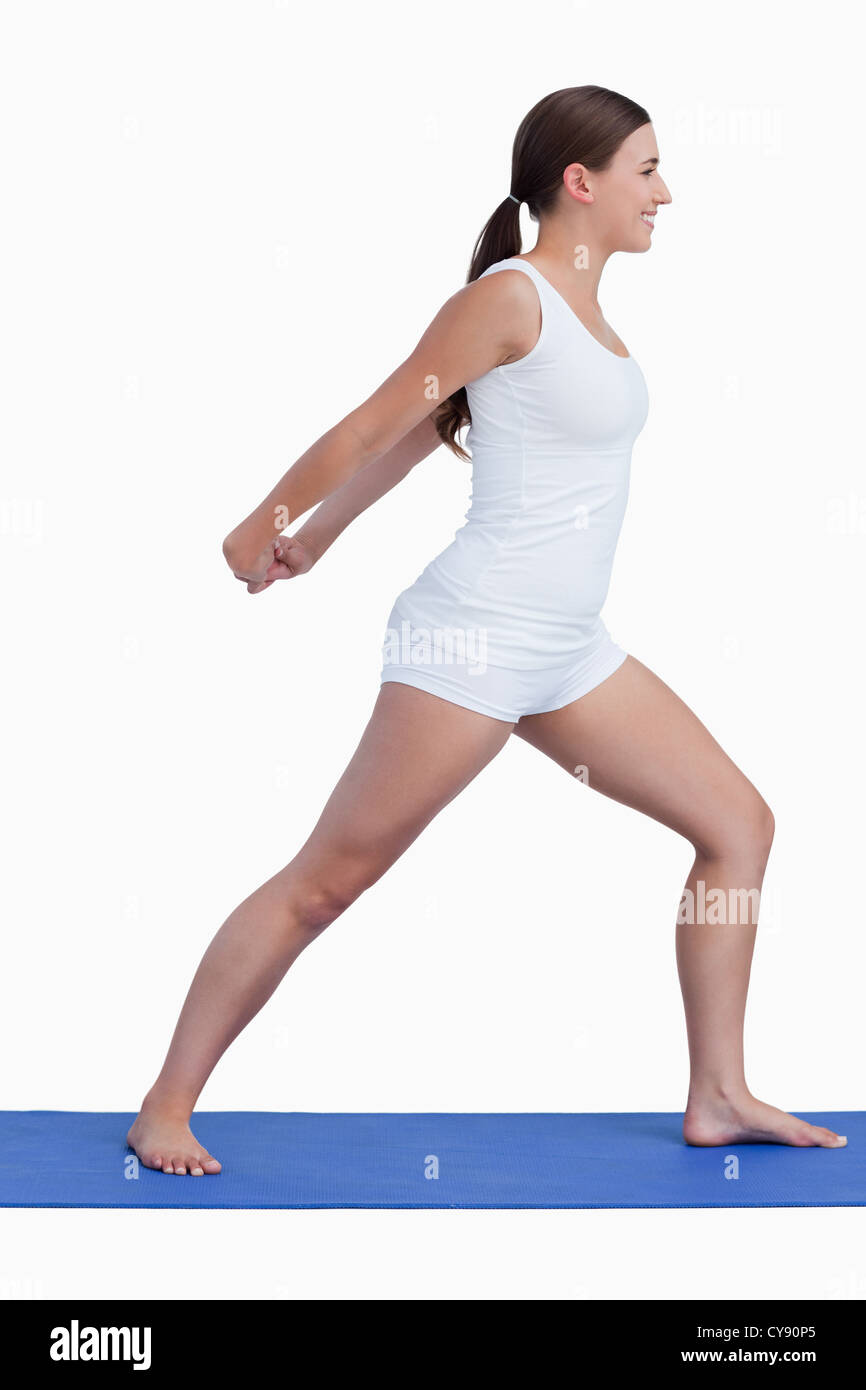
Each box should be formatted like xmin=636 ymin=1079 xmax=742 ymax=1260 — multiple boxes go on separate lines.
xmin=465 ymin=260 xmax=545 ymax=371
xmin=472 ymin=258 xmax=542 ymax=307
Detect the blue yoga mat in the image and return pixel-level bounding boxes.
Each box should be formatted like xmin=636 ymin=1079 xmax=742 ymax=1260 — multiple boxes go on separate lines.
xmin=0 ymin=1111 xmax=861 ymax=1209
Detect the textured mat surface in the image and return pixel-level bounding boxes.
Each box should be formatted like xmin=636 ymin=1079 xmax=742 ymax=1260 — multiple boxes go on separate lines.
xmin=0 ymin=1111 xmax=861 ymax=1209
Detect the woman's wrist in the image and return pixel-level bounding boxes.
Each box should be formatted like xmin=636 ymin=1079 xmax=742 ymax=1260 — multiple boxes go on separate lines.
xmin=293 ymin=519 xmax=335 ymax=566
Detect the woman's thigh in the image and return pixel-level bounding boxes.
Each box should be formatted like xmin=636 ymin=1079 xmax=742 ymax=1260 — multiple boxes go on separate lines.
xmin=281 ymin=681 xmax=514 ymax=904
xmin=514 ymin=654 xmax=774 ymax=859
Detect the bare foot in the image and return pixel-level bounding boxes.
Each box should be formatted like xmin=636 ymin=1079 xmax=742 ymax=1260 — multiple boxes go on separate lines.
xmin=126 ymin=1106 xmax=222 ymax=1176
xmin=684 ymin=1089 xmax=848 ymax=1148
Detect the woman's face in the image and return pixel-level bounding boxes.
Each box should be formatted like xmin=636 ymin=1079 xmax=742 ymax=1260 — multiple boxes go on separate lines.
xmin=566 ymin=123 xmax=672 ymax=252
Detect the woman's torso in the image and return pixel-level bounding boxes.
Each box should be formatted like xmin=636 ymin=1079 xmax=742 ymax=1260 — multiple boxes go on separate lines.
xmin=389 ymin=255 xmax=650 ymax=669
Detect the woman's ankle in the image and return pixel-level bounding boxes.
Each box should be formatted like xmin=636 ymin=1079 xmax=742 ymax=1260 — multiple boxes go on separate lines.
xmin=138 ymin=1085 xmax=195 ymax=1122
xmin=686 ymin=1077 xmax=751 ymax=1106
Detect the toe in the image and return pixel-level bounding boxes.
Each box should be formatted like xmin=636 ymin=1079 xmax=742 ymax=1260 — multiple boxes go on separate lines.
xmin=174 ymin=1162 xmax=187 ymax=1175
xmin=798 ymin=1123 xmax=844 ymax=1148
xmin=202 ymin=1158 xmax=222 ymax=1174
xmin=807 ymin=1124 xmax=838 ymax=1147
xmin=190 ymin=1163 xmax=205 ymax=1176
xmin=820 ymin=1128 xmax=847 ymax=1147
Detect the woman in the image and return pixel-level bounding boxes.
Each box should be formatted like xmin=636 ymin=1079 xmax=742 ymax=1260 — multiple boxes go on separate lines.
xmin=128 ymin=86 xmax=846 ymax=1176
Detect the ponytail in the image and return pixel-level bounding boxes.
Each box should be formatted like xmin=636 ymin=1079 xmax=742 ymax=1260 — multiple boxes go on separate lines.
xmin=432 ymin=195 xmax=523 ymax=462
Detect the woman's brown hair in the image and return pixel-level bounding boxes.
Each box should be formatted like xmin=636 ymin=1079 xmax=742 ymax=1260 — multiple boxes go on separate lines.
xmin=433 ymin=85 xmax=651 ymax=460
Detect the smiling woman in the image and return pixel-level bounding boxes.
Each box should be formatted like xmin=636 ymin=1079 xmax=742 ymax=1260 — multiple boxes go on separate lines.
xmin=126 ymin=84 xmax=847 ymax=1182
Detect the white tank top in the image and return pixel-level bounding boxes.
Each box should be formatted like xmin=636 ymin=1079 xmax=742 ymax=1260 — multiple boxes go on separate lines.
xmin=392 ymin=255 xmax=649 ymax=669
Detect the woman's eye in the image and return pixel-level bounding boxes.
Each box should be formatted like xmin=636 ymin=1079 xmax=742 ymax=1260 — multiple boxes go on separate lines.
xmin=642 ymin=168 xmax=655 ymax=176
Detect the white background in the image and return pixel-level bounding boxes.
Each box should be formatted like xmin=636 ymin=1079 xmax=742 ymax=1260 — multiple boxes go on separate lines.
xmin=1 ymin=0 xmax=864 ymax=1301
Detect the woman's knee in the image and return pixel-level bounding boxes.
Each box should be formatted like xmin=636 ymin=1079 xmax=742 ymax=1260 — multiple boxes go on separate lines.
xmin=693 ymin=792 xmax=775 ymax=866
xmin=284 ymin=857 xmax=385 ymax=935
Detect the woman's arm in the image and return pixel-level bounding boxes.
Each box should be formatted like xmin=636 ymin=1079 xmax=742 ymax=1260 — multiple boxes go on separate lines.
xmin=293 ymin=412 xmax=442 ymax=567
xmin=221 ymin=267 xmax=539 ymax=581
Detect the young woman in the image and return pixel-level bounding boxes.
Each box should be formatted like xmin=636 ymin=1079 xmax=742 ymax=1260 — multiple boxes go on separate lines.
xmin=128 ymin=85 xmax=846 ymax=1175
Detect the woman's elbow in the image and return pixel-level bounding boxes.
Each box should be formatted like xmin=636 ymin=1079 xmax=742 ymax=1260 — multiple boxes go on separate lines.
xmin=222 ymin=528 xmax=257 ymax=574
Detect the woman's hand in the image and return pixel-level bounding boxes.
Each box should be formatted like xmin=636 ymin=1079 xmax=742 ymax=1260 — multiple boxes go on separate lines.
xmin=226 ymin=534 xmax=317 ymax=594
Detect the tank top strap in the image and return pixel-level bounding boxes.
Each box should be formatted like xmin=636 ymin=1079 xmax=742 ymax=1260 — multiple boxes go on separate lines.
xmin=479 ymin=256 xmax=547 ymax=291
xmin=479 ymin=256 xmax=567 ymax=322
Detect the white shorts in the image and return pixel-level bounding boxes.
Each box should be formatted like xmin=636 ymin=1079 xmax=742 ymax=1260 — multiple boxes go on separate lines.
xmin=379 ymin=618 xmax=628 ymax=723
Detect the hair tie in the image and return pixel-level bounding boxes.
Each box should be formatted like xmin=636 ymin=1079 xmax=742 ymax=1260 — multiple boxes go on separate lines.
xmin=508 ymin=193 xmax=520 ymax=204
